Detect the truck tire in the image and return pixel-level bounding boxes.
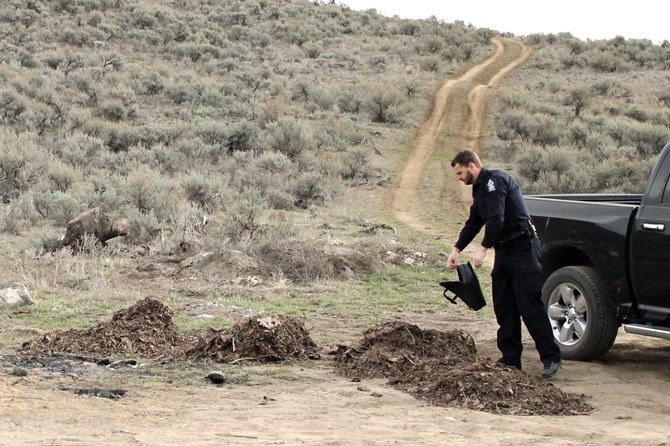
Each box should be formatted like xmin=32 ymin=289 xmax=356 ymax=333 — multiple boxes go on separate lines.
xmin=542 ymin=266 xmax=619 ymax=361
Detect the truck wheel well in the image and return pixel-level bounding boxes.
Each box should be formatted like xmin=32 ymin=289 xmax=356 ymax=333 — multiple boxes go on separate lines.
xmin=541 ymin=246 xmax=593 ymax=279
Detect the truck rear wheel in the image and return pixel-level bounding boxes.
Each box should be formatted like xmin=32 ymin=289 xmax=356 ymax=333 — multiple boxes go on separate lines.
xmin=542 ymin=266 xmax=619 ymax=361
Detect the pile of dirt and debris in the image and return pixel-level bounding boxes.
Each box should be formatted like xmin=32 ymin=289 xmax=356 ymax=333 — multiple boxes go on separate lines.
xmin=335 ymin=321 xmax=477 ymax=378
xmin=19 ymin=300 xmax=320 ymax=364
xmin=187 ymin=315 xmax=320 ymax=363
xmin=394 ymin=356 xmax=592 ymax=415
xmin=21 ymin=297 xmax=192 ymax=359
xmin=334 ymin=321 xmax=592 ymax=416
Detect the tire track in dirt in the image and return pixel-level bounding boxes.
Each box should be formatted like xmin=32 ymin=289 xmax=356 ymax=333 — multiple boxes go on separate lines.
xmin=392 ymin=38 xmax=531 ymax=240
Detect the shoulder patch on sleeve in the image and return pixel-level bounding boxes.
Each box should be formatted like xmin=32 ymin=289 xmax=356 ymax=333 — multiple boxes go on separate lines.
xmin=486 ymin=178 xmax=496 ymax=192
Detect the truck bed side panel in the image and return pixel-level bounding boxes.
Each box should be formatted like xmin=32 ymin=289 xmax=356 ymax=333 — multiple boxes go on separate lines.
xmin=526 ymin=196 xmax=636 ymax=305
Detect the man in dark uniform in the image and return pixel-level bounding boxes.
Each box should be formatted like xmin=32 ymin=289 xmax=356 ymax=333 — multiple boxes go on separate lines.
xmin=446 ymin=150 xmax=562 ymax=378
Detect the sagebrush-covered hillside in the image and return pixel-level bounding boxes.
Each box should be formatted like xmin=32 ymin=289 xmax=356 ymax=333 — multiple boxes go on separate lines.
xmin=1 ymin=0 xmax=669 ymax=262
xmin=0 ymin=0 xmax=496 ymax=245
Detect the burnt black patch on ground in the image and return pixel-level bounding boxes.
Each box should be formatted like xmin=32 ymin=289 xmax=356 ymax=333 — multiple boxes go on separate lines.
xmin=334 ymin=321 xmax=592 ymax=416
xmin=187 ymin=315 xmax=320 ymax=363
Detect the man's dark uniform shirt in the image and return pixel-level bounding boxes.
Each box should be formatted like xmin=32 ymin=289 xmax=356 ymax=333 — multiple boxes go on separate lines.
xmin=454 ymin=168 xmax=531 ymax=251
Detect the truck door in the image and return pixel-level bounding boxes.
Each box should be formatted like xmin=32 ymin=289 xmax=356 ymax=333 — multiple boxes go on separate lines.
xmin=630 ymin=170 xmax=670 ymax=312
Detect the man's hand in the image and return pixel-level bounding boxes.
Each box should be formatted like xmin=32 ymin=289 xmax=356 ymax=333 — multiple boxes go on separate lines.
xmin=474 ymin=245 xmax=488 ymax=268
xmin=447 ymin=248 xmax=460 ymax=270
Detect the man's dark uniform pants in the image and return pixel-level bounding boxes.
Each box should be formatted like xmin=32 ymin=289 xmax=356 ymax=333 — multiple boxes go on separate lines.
xmin=492 ymin=236 xmax=561 ymax=368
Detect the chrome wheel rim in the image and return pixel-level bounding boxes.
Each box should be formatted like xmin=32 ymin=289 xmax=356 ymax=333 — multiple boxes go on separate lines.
xmin=546 ymin=282 xmax=588 ymax=346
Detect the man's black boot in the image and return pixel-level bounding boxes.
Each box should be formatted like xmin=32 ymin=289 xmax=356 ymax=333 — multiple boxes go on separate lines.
xmin=542 ymin=360 xmax=562 ymax=378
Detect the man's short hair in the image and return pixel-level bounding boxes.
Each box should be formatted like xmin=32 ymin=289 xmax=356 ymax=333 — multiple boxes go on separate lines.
xmin=451 ymin=150 xmax=482 ymax=168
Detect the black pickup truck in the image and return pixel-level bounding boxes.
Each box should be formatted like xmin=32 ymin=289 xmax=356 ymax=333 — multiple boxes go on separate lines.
xmin=525 ymin=142 xmax=670 ymax=360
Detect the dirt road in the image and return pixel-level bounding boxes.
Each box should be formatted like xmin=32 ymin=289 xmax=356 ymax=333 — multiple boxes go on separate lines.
xmin=1 ymin=38 xmax=669 ymax=446
xmin=392 ymin=38 xmax=531 ymax=240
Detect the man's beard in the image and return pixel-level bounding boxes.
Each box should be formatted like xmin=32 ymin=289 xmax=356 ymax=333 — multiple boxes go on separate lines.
xmin=464 ymin=171 xmax=474 ymax=185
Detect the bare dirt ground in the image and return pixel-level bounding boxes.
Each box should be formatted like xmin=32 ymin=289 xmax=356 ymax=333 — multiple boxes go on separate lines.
xmin=2 ymin=38 xmax=670 ymax=446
